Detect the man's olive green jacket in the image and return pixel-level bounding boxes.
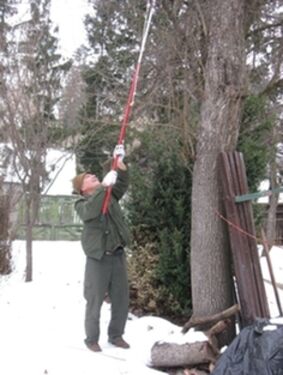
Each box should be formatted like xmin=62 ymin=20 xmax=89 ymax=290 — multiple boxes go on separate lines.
xmin=74 ymin=169 xmax=130 ymax=260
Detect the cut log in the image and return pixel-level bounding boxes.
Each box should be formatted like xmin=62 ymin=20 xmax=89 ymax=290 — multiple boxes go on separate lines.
xmin=182 ymin=304 xmax=240 ymax=333
xmin=150 ymin=341 xmax=217 ymax=368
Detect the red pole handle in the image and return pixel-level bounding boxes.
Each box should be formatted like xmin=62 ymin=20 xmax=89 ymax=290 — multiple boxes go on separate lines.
xmin=100 ymin=1 xmax=156 ymax=214
xmin=101 ymin=64 xmax=141 ymax=215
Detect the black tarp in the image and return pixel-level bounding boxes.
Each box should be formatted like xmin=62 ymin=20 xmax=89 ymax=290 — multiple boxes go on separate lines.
xmin=211 ymin=319 xmax=283 ymax=375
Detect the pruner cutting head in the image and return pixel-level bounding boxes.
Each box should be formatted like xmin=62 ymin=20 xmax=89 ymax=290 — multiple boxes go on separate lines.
xmin=145 ymin=0 xmax=156 ymax=14
xmin=148 ymin=0 xmax=156 ymax=7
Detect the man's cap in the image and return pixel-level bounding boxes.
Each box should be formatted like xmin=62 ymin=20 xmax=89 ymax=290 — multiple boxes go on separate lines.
xmin=72 ymin=172 xmax=87 ymax=194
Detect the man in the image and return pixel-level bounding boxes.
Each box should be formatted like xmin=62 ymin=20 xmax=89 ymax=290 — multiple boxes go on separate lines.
xmin=72 ymin=145 xmax=130 ymax=352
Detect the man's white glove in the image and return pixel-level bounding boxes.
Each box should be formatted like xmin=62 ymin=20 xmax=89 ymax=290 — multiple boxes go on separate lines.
xmin=102 ymin=170 xmax=118 ymax=187
xmin=113 ymin=144 xmax=125 ymax=161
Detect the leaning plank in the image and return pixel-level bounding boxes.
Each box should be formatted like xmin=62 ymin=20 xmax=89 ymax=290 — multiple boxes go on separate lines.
xmin=219 ymin=152 xmax=256 ymax=325
xmin=261 ymin=228 xmax=283 ymax=316
xmin=150 ymin=341 xmax=217 ymax=368
xmin=232 ymin=153 xmax=269 ymax=317
xmin=219 ymin=152 xmax=270 ymax=326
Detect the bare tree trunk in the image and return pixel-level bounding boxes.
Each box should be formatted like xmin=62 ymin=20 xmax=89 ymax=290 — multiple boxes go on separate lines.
xmin=265 ymin=157 xmax=279 ymax=248
xmin=25 ymin=226 xmax=33 ymax=282
xmin=25 ymin=199 xmax=33 ymax=282
xmin=0 ymin=181 xmax=22 ymax=275
xmin=0 ymin=194 xmax=12 ymax=275
xmin=190 ymin=0 xmax=247 ymax=331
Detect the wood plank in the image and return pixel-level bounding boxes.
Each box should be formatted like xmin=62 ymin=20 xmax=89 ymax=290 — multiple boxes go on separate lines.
xmin=233 ymin=153 xmax=269 ymax=317
xmin=219 ymin=151 xmax=270 ymax=327
xmin=219 ymin=152 xmax=256 ymax=326
xmin=232 ymin=153 xmax=266 ymax=316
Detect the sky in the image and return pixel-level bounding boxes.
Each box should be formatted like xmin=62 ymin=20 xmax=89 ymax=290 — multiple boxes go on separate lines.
xmin=43 ymin=149 xmax=76 ymax=195
xmin=3 ymin=147 xmax=76 ymax=196
xmin=50 ymin=0 xmax=91 ymax=58
xmin=13 ymin=0 xmax=91 ymax=58
xmin=0 ymin=240 xmax=283 ymax=375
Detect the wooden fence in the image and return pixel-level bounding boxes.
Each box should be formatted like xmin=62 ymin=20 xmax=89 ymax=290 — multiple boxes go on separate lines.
xmin=17 ymin=195 xmax=83 ymax=241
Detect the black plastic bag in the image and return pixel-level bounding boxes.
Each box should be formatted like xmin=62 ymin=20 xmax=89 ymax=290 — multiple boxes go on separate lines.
xmin=211 ymin=319 xmax=283 ymax=375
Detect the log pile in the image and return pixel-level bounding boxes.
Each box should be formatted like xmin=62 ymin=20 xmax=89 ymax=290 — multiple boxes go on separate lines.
xmin=149 ymin=304 xmax=240 ymax=374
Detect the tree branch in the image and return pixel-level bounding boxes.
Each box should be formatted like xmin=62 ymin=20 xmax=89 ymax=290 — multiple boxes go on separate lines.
xmin=182 ymin=304 xmax=240 ymax=333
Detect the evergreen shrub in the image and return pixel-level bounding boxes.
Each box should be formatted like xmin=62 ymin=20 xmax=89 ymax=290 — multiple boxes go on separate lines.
xmin=238 ymin=95 xmax=275 ymax=226
xmin=126 ymin=126 xmax=193 ymax=321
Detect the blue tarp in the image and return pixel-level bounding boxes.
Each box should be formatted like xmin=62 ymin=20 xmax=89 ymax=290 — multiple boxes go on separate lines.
xmin=211 ymin=319 xmax=283 ymax=375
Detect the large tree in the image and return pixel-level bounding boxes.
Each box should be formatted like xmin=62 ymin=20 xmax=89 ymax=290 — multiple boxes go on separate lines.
xmin=1 ymin=0 xmax=70 ymax=281
xmin=0 ymin=0 xmax=19 ymax=275
xmin=190 ymin=0 xmax=282 ymax=322
xmin=190 ymin=0 xmax=248 ymax=321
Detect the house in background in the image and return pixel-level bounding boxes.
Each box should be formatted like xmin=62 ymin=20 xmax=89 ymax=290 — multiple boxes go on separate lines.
xmin=1 ymin=146 xmax=81 ymax=241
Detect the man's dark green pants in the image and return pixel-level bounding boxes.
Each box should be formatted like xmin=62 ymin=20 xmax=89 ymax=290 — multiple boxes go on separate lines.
xmin=83 ymin=251 xmax=129 ymax=345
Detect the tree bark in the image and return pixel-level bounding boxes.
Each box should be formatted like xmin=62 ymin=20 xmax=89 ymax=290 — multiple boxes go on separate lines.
xmin=0 ymin=195 xmax=11 ymax=275
xmin=182 ymin=304 xmax=240 ymax=333
xmin=151 ymin=341 xmax=217 ymax=368
xmin=25 ymin=199 xmax=33 ymax=282
xmin=190 ymin=0 xmax=247 ymax=340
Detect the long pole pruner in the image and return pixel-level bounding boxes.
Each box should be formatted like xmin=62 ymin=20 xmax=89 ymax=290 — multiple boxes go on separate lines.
xmin=101 ymin=0 xmax=156 ymax=215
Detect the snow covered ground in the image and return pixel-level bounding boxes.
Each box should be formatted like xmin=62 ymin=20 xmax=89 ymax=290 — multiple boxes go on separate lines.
xmin=259 ymin=245 xmax=283 ymax=317
xmin=0 ymin=241 xmax=282 ymax=375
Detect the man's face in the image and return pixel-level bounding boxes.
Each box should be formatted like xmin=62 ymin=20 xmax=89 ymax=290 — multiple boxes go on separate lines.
xmin=81 ymin=173 xmax=101 ymax=194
